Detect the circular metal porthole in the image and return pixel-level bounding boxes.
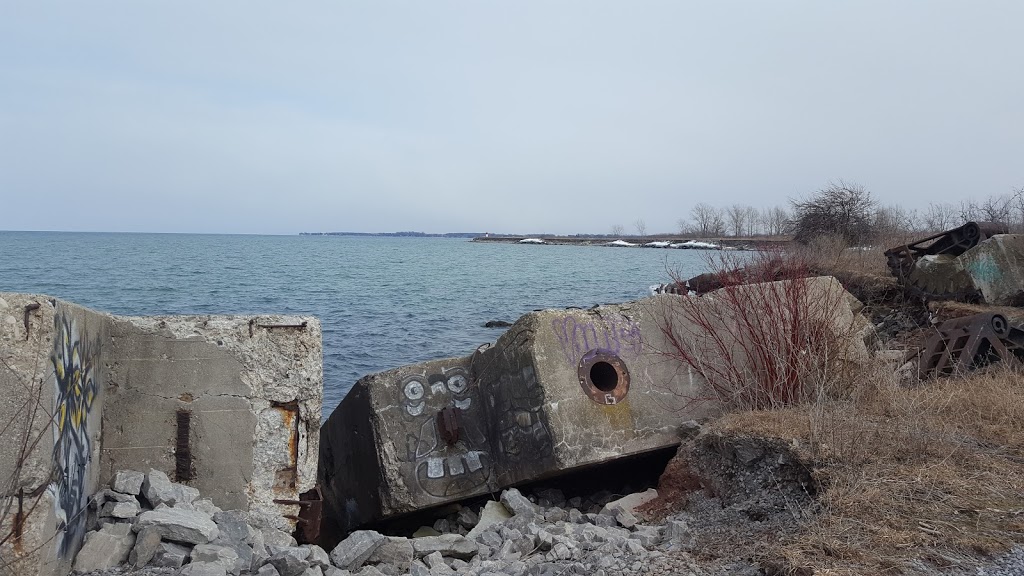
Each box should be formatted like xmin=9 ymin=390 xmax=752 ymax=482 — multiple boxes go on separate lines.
xmin=577 ymin=349 xmax=630 ymax=405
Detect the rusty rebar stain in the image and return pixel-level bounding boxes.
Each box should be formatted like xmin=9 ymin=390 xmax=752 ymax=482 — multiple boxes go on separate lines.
xmin=175 ymin=409 xmax=193 ymax=482
xmin=22 ymin=303 xmax=40 ymax=340
xmin=438 ymin=406 xmax=460 ymax=446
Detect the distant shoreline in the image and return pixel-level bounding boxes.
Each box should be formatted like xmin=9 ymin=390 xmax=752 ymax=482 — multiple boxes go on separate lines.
xmin=470 ymin=235 xmax=790 ymax=250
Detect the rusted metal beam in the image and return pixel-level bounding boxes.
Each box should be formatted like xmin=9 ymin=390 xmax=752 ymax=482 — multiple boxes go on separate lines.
xmin=913 ymin=312 xmax=1024 ymax=378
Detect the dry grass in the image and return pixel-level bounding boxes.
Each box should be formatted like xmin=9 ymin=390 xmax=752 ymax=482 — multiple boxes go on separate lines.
xmin=713 ymin=364 xmax=1024 ymax=574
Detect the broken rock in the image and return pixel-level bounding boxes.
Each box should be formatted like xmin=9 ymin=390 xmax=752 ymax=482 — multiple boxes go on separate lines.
xmin=411 ymin=534 xmax=478 ymax=560
xmin=72 ymin=526 xmax=137 ymax=572
xmin=329 ymin=530 xmax=386 ymax=571
xmin=113 ymin=469 xmax=146 ymax=495
xmin=134 ymin=507 xmax=220 ymax=544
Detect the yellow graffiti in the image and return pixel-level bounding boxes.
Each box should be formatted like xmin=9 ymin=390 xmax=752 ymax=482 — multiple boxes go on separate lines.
xmin=49 ymin=313 xmax=99 ymax=558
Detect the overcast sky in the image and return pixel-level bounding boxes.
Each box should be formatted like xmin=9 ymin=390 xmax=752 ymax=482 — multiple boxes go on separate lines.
xmin=1 ymin=2 xmax=1022 ymax=235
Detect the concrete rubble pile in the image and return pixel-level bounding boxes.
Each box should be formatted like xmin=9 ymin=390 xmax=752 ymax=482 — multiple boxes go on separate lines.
xmin=0 ymin=293 xmax=321 ymax=576
xmin=73 ymin=469 xmax=707 ymax=576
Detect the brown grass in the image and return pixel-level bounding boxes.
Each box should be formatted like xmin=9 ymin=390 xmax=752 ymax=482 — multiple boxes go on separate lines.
xmin=713 ymin=364 xmax=1024 ymax=574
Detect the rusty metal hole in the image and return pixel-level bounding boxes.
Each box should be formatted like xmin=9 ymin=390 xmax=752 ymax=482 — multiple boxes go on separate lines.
xmin=590 ymin=362 xmax=619 ymax=392
xmin=578 ymin=350 xmax=630 ymax=405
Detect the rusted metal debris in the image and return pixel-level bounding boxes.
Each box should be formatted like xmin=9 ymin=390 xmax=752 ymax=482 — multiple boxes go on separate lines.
xmin=273 ymin=485 xmax=324 ymax=544
xmin=885 ymin=222 xmax=1007 ymax=301
xmin=912 ymin=312 xmax=1024 ymax=379
xmin=437 ymin=406 xmax=460 ymax=446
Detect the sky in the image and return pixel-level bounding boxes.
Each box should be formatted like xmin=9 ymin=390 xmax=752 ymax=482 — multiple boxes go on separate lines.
xmin=1 ymin=2 xmax=1022 ymax=235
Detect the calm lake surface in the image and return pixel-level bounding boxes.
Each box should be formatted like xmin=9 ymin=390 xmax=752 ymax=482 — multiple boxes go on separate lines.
xmin=0 ymin=232 xmax=710 ymax=414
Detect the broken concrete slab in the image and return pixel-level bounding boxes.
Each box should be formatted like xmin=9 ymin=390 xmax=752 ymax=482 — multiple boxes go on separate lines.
xmin=961 ymin=234 xmax=1024 ymax=306
xmin=466 ymin=501 xmax=512 ymax=539
xmin=318 ymin=296 xmax=710 ymax=534
xmin=71 ymin=525 xmax=137 ymax=572
xmin=134 ymin=507 xmax=220 ymax=544
xmin=113 ymin=469 xmax=146 ymax=495
xmin=600 ymin=489 xmax=659 ymax=518
xmin=328 ymin=530 xmax=386 ymax=571
xmin=319 ymin=277 xmax=870 ymax=538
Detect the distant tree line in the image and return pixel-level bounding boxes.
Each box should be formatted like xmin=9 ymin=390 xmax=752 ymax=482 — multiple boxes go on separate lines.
xmin=623 ymin=181 xmax=1024 ymax=244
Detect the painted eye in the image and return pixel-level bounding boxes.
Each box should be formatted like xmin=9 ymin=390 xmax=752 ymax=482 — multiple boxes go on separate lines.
xmin=404 ymin=380 xmax=424 ymax=400
xmin=447 ymin=374 xmax=468 ymax=394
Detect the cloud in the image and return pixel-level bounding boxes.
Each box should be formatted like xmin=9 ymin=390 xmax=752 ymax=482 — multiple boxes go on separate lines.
xmin=1 ymin=1 xmax=1022 ymax=234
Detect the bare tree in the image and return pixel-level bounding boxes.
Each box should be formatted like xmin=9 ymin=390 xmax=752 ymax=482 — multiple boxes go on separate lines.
xmin=761 ymin=206 xmax=790 ymax=236
xmin=923 ymin=203 xmax=958 ymax=232
xmin=873 ymin=205 xmax=916 ymax=237
xmin=790 ymin=181 xmax=876 ymax=244
xmin=743 ymin=206 xmax=761 ymax=236
xmin=690 ymin=203 xmax=723 ymax=236
xmin=633 ymin=219 xmax=647 ymax=239
xmin=978 ymin=194 xmax=1013 ymax=223
xmin=1011 ymin=189 xmax=1024 ymax=232
xmin=725 ymin=204 xmax=750 ymax=237
xmin=610 ymin=224 xmax=624 ymax=237
xmin=676 ymin=218 xmax=691 ymax=235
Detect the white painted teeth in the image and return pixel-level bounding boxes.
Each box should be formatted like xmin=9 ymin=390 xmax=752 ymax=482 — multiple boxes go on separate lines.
xmin=423 ymin=451 xmax=486 ymax=478
xmin=426 ymin=458 xmax=445 ymax=479
xmin=446 ymin=455 xmax=465 ymax=475
xmin=463 ymin=451 xmax=484 ymax=472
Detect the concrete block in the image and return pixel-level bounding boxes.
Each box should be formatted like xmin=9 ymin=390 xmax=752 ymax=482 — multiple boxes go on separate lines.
xmin=319 ymin=295 xmax=713 ymax=533
xmin=319 ymin=278 xmax=869 ymax=535
xmin=101 ymin=313 xmax=322 ymax=533
xmin=961 ymin=234 xmax=1024 ymax=306
xmin=0 ymin=296 xmax=109 ymax=576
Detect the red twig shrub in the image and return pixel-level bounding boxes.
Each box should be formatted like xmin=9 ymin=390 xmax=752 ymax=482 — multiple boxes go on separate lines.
xmin=657 ymin=249 xmax=864 ymax=411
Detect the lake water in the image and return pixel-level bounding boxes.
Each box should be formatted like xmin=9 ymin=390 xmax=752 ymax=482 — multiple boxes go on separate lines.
xmin=0 ymin=232 xmax=710 ymax=414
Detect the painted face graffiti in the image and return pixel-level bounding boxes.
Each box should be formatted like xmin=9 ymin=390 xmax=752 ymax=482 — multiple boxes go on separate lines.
xmin=400 ymin=367 xmax=489 ymax=498
xmin=48 ymin=313 xmax=99 ymax=558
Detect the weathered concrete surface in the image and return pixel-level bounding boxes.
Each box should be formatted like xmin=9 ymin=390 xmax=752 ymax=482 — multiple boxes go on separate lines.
xmin=0 ymin=294 xmax=109 ymax=576
xmin=0 ymin=293 xmax=322 ymax=576
xmin=102 ymin=314 xmax=322 ymax=532
xmin=903 ymin=234 xmax=1024 ymax=304
xmin=319 ymin=277 xmax=870 ymax=536
xmin=961 ymin=234 xmax=1024 ymax=306
xmin=319 ymin=295 xmax=710 ymax=535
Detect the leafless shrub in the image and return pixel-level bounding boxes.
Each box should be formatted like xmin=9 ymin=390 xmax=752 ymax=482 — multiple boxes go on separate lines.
xmin=790 ymin=181 xmax=876 ymax=245
xmin=655 ymin=250 xmax=861 ymax=411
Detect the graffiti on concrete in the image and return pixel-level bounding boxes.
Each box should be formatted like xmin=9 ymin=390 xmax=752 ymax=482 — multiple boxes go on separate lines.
xmin=967 ymin=253 xmax=1002 ymax=285
xmin=48 ymin=313 xmax=99 ymax=558
xmin=551 ymin=315 xmax=642 ymax=366
xmin=492 ymin=362 xmax=554 ymax=463
xmin=400 ymin=367 xmax=489 ymax=499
